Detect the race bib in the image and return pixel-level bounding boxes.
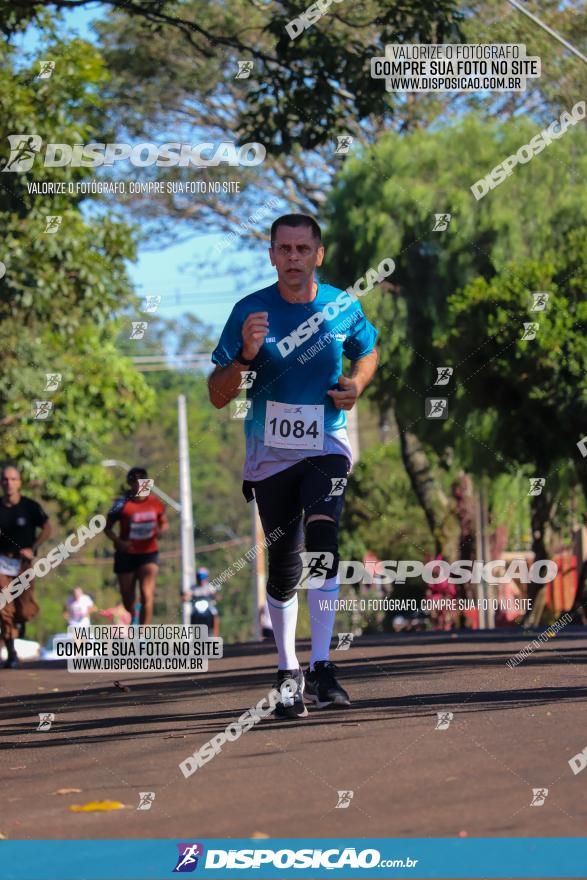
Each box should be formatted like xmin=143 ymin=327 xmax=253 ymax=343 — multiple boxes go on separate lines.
xmin=0 ymin=554 xmax=21 ymax=577
xmin=129 ymin=519 xmax=156 ymax=540
xmin=264 ymin=401 xmax=324 ymax=450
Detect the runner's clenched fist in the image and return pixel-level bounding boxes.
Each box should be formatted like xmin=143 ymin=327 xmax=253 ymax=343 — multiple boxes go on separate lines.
xmin=241 ymin=312 xmax=269 ymax=361
xmin=327 ymin=374 xmax=359 ymax=410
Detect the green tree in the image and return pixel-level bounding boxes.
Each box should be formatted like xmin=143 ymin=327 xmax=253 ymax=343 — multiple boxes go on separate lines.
xmin=324 ymin=115 xmax=587 ymax=553
xmin=101 ymin=312 xmax=259 ymax=641
xmin=61 ymin=0 xmax=462 ymax=243
xmin=459 ymin=1 xmax=586 ymax=119
xmin=0 ymin=34 xmax=153 ymax=518
xmin=444 ymin=228 xmax=587 ymax=558
xmin=9 ymin=0 xmax=581 ymax=252
xmin=340 ymin=441 xmax=432 ymax=563
xmin=2 ymin=0 xmax=462 ymax=153
xmin=25 ymin=308 xmax=261 ymax=644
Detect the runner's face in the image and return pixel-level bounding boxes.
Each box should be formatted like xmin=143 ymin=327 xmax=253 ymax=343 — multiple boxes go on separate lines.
xmin=269 ymin=225 xmax=324 ymax=289
xmin=1 ymin=467 xmax=21 ymax=497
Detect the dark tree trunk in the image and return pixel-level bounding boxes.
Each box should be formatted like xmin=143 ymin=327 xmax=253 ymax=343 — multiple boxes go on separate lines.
xmin=395 ymin=413 xmax=460 ymax=559
xmin=524 ymin=489 xmax=555 ymax=627
xmin=575 ymin=460 xmax=587 ymax=510
xmin=451 ymin=471 xmax=477 ymax=561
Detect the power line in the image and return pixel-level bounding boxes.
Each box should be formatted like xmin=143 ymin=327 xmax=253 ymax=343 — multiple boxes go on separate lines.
xmin=130 ymin=354 xmax=213 ymax=372
xmin=132 ymin=354 xmax=213 ymax=362
xmin=506 ymin=0 xmax=587 ymax=65
xmin=66 ymin=536 xmax=249 ymax=564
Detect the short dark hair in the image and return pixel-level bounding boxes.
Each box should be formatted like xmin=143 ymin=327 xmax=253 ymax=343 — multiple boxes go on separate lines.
xmin=127 ymin=466 xmax=148 ymax=484
xmin=270 ymin=214 xmax=322 ymax=246
xmin=1 ymin=463 xmax=20 ymax=478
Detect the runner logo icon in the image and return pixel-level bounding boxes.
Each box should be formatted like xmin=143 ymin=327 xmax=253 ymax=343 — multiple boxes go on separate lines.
xmin=522 ymin=322 xmax=539 ymax=340
xmin=528 ymin=478 xmax=545 ymax=497
xmin=434 ymin=367 xmax=453 ymax=385
xmin=425 ymin=398 xmax=448 ymax=419
xmin=435 ymin=711 xmax=453 ymax=730
xmin=37 ymin=712 xmax=55 ymax=731
xmin=297 ymin=552 xmax=334 ymax=588
xmin=44 ymin=215 xmax=62 ymax=234
xmin=136 ymin=791 xmax=155 ymax=810
xmin=335 ymin=135 xmax=353 ymax=154
xmin=32 ymin=400 xmax=53 ymax=420
xmin=238 ymin=370 xmax=256 ymax=389
xmin=130 ymin=321 xmax=148 ymax=340
xmin=173 ymin=843 xmax=204 ymax=872
xmin=136 ymin=479 xmax=154 ymax=498
xmin=432 ymin=213 xmax=451 ymax=231
xmin=235 ymin=60 xmax=253 ymax=79
xmin=232 ymin=400 xmax=253 ymax=420
xmin=329 ymin=477 xmax=347 ymax=496
xmin=143 ymin=295 xmax=161 ymax=313
xmin=335 ymin=790 xmax=354 ymax=808
xmin=335 ymin=632 xmax=354 ymax=651
xmin=531 ymin=292 xmax=549 ymax=311
xmin=37 ymin=60 xmax=56 ymax=79
xmin=45 ymin=373 xmax=62 ymax=391
xmin=3 ymin=135 xmax=43 ymax=172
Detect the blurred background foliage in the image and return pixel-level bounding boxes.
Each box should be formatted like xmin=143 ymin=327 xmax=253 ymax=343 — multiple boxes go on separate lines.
xmin=1 ymin=1 xmax=585 ymax=642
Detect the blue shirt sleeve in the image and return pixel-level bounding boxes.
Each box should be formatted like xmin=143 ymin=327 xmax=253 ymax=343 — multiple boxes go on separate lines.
xmin=342 ymin=305 xmax=378 ymax=361
xmin=107 ymin=496 xmax=126 ymax=521
xmin=211 ymin=305 xmax=243 ymax=367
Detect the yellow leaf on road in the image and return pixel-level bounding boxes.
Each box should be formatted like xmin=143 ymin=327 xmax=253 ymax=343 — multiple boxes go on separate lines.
xmin=69 ymin=800 xmax=125 ymax=812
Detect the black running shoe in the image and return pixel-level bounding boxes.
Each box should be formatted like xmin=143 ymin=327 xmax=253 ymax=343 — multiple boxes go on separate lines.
xmin=272 ymin=668 xmax=308 ymax=719
xmin=305 ymin=661 xmax=351 ymax=708
xmin=4 ymin=656 xmax=20 ymax=669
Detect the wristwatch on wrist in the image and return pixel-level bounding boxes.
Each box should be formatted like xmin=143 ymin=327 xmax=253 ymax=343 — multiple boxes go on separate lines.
xmin=234 ymin=348 xmax=254 ymax=366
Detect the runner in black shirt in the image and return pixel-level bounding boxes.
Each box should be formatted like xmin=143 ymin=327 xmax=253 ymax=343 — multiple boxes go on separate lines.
xmin=0 ymin=465 xmax=51 ymax=667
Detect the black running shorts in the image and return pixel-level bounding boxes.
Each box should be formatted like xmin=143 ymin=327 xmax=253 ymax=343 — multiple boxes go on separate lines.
xmin=245 ymin=454 xmax=350 ymax=538
xmin=114 ymin=551 xmax=159 ymax=574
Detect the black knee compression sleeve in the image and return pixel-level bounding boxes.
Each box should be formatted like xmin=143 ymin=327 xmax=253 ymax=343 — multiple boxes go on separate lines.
xmin=304 ymin=518 xmax=339 ymax=580
xmin=266 ymin=520 xmax=340 ymax=601
xmin=266 ymin=543 xmax=304 ymax=603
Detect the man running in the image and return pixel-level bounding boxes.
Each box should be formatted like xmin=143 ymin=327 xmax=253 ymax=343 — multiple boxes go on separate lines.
xmin=105 ymin=466 xmax=168 ymax=624
xmin=208 ymin=214 xmax=378 ymax=718
xmin=0 ymin=464 xmax=51 ymax=668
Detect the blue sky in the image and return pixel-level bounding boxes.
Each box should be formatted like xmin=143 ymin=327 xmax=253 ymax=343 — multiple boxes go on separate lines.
xmin=15 ymin=4 xmax=277 ymax=335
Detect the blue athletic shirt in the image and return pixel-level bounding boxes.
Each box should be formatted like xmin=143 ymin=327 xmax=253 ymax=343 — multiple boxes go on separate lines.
xmin=211 ymin=281 xmax=378 ymax=482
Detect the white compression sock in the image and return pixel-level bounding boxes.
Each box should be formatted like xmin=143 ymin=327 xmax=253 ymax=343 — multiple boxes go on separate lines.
xmin=307 ymin=575 xmax=339 ymax=671
xmin=267 ymin=593 xmax=299 ymax=670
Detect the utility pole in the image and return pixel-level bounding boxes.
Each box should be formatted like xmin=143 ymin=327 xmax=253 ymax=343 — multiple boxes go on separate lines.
xmin=475 ymin=480 xmax=494 ymax=629
xmin=347 ymin=403 xmax=360 ymax=463
xmin=178 ymin=395 xmax=196 ymax=625
xmin=475 ymin=484 xmax=486 ymax=629
xmin=480 ymin=480 xmax=494 ymax=628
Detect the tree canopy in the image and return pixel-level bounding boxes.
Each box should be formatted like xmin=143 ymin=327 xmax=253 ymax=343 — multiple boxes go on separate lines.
xmin=0 ymin=34 xmax=153 ymax=518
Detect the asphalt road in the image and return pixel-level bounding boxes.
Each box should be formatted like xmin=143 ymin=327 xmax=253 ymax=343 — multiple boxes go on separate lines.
xmin=1 ymin=629 xmax=586 ymax=862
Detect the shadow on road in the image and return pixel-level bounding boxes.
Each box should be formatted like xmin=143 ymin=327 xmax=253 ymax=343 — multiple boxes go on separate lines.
xmin=1 ymin=630 xmax=585 ymax=749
